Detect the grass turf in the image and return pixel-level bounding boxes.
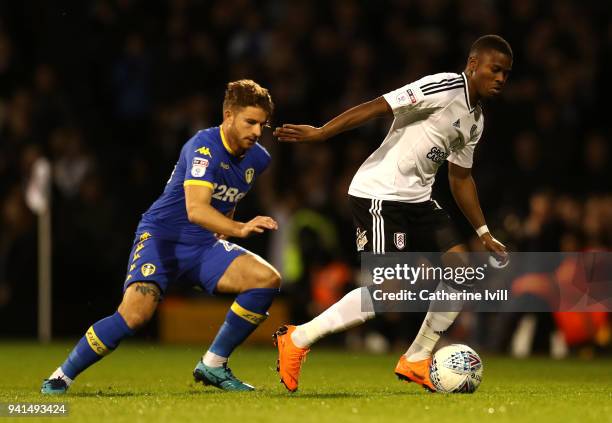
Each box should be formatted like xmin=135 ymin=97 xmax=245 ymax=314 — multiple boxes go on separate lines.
xmin=0 ymin=342 xmax=610 ymax=423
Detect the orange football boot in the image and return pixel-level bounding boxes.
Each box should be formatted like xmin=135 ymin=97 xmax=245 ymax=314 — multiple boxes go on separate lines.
xmin=395 ymin=355 xmax=436 ymax=392
xmin=273 ymin=325 xmax=310 ymax=392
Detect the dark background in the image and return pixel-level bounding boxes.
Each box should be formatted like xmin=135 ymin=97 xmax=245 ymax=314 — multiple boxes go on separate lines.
xmin=0 ymin=0 xmax=610 ymax=349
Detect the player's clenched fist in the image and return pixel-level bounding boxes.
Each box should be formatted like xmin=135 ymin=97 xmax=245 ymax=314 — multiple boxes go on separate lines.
xmin=238 ymin=216 xmax=278 ymax=238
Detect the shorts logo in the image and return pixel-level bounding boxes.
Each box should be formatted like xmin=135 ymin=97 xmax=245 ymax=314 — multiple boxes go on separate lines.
xmin=394 ymin=232 xmax=406 ymax=250
xmin=191 ymin=157 xmax=209 ymax=177
xmin=220 ymin=162 xmax=230 ymax=170
xmin=141 ymin=263 xmax=156 ymax=277
xmin=407 ymin=89 xmax=417 ymax=104
xmin=356 ymin=228 xmax=368 ymax=251
xmin=220 ymin=240 xmax=236 ymax=252
xmin=195 ymin=146 xmax=212 ymax=157
xmin=245 ymin=168 xmax=255 ymax=184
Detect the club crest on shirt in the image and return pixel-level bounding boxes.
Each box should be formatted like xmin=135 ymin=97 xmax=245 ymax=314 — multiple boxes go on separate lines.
xmin=245 ymin=168 xmax=255 ymax=184
xmin=191 ymin=157 xmax=209 ymax=177
xmin=469 ymin=124 xmax=479 ymax=142
xmin=356 ymin=227 xmax=368 ymax=251
xmin=394 ymin=232 xmax=406 ymax=250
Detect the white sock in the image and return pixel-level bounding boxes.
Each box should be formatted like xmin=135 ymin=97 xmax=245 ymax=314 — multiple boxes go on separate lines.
xmin=404 ymin=311 xmax=459 ymax=361
xmin=291 ymin=287 xmax=375 ymax=348
xmin=202 ymin=351 xmax=228 ymax=368
xmin=405 ymin=282 xmax=462 ymax=361
xmin=49 ymin=367 xmax=73 ymax=386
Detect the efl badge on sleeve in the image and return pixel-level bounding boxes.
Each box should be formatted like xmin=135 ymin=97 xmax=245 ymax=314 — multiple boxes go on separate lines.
xmin=141 ymin=263 xmax=156 ymax=277
xmin=245 ymin=168 xmax=255 ymax=184
xmin=393 ymin=232 xmax=406 ymax=250
xmin=191 ymin=157 xmax=209 ymax=177
xmin=407 ymin=89 xmax=417 ymax=104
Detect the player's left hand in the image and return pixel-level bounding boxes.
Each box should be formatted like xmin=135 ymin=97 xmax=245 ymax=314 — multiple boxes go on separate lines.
xmin=480 ymin=232 xmax=508 ymax=264
xmin=273 ymin=124 xmax=325 ymax=142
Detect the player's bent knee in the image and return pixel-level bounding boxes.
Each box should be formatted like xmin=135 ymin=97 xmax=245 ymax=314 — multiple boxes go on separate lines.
xmin=118 ymin=307 xmax=154 ymax=330
xmin=249 ymin=264 xmax=281 ymax=290
xmin=118 ymin=283 xmax=160 ymax=330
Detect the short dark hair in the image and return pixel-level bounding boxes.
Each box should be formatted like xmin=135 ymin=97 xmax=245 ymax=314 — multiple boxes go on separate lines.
xmin=223 ymin=79 xmax=274 ymax=119
xmin=469 ymin=35 xmax=513 ymax=59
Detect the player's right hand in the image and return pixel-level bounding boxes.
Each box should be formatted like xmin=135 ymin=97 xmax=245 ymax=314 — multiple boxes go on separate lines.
xmin=237 ymin=216 xmax=278 ymax=238
xmin=273 ymin=124 xmax=325 ymax=143
xmin=480 ymin=233 xmax=508 ymax=265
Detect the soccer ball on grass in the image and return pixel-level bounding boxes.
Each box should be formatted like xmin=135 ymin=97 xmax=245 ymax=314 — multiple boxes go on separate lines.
xmin=430 ymin=344 xmax=483 ymax=393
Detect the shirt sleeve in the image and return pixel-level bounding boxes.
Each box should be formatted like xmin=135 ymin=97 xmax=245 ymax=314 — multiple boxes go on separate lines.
xmin=383 ymin=74 xmax=464 ymax=117
xmin=183 ymin=143 xmax=219 ymax=189
xmin=447 ymin=130 xmax=483 ymax=169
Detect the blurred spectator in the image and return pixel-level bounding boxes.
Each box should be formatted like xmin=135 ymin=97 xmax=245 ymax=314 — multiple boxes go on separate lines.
xmin=0 ymin=1 xmax=608 ymax=345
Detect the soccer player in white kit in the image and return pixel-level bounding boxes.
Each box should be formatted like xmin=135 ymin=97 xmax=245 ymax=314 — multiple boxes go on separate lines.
xmin=273 ymin=35 xmax=512 ymax=392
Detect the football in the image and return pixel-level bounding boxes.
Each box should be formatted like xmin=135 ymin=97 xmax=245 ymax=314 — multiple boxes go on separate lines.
xmin=430 ymin=344 xmax=483 ymax=393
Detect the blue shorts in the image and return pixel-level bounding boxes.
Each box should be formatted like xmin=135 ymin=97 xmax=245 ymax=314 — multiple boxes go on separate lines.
xmin=122 ymin=231 xmax=247 ymax=295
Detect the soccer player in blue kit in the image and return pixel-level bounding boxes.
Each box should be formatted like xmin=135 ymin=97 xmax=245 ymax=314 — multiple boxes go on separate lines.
xmin=41 ymin=80 xmax=279 ymax=393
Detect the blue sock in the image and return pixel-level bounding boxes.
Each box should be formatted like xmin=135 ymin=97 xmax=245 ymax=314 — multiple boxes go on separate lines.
xmin=61 ymin=312 xmax=134 ymax=380
xmin=208 ymin=288 xmax=278 ymax=358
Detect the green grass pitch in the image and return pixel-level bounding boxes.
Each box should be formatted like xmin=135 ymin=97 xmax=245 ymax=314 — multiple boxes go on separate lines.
xmin=0 ymin=342 xmax=610 ymax=423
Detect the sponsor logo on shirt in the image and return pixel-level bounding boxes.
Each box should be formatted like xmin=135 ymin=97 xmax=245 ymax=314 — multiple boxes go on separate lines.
xmin=426 ymin=146 xmax=449 ymax=164
xmin=212 ymin=184 xmax=246 ymax=203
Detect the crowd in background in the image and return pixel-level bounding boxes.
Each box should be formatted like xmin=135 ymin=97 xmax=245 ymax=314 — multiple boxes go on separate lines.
xmin=0 ymin=0 xmax=610 ymax=354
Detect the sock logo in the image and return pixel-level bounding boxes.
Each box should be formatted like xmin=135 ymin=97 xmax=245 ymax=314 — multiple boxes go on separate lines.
xmin=230 ymin=302 xmax=267 ymax=325
xmin=86 ymin=326 xmax=110 ymax=356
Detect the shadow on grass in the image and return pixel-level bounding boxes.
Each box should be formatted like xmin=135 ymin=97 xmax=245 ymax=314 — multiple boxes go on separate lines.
xmin=70 ymin=388 xmax=236 ymax=398
xmin=268 ymin=390 xmax=421 ymax=399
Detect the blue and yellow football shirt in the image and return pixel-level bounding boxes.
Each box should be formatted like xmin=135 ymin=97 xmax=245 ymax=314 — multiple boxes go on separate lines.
xmin=137 ymin=126 xmax=271 ymax=245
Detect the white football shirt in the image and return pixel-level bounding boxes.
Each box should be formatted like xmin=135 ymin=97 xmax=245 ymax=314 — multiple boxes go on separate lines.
xmin=348 ymin=72 xmax=484 ymax=203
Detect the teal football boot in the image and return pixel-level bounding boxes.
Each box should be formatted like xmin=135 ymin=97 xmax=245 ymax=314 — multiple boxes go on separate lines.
xmin=193 ymin=361 xmax=255 ymax=391
xmin=40 ymin=378 xmax=69 ymax=395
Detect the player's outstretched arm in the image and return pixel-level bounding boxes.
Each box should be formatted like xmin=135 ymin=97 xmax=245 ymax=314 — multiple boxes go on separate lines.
xmin=274 ymin=96 xmax=392 ymax=143
xmin=448 ymin=162 xmax=507 ymax=259
xmin=185 ymin=185 xmax=277 ymax=238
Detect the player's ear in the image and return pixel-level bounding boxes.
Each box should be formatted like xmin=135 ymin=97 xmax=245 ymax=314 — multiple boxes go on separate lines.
xmin=466 ymin=55 xmax=478 ymax=77
xmin=223 ymin=108 xmax=234 ymax=124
